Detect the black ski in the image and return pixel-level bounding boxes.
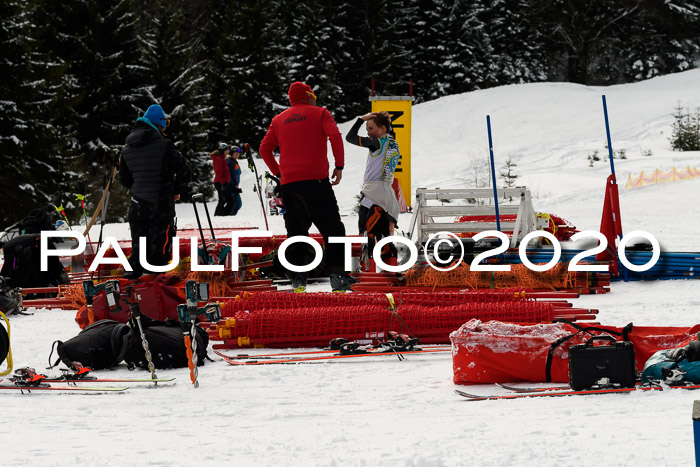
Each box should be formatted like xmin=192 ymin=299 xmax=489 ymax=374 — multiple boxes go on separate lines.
xmin=455 ymin=384 xmax=700 ymax=400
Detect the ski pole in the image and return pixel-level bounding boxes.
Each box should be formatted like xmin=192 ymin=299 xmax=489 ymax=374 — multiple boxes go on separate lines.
xmin=200 ymin=195 xmax=216 ymax=242
xmin=125 ymin=286 xmax=158 ymax=382
xmin=186 ymin=320 xmax=199 ymax=388
xmin=245 ymin=143 xmax=269 ymax=230
xmin=94 ymin=146 xmax=120 ymax=281
xmin=190 ymin=194 xmax=210 ymax=265
xmin=487 ymin=115 xmax=505 ymax=264
xmin=53 ymin=203 xmax=72 ymax=230
xmin=75 ymin=192 xmax=94 ymax=255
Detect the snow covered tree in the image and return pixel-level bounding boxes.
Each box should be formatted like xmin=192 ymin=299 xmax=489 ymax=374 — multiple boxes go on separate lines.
xmin=480 ymin=0 xmax=550 ymax=85
xmin=410 ymin=0 xmax=449 ymax=101
xmin=0 ymin=0 xmax=76 ymax=226
xmin=223 ymin=1 xmax=286 ymax=143
xmin=30 ymin=0 xmax=149 ymax=222
xmin=621 ymin=1 xmax=700 ymax=83
xmin=528 ymin=0 xmax=640 ymax=84
xmin=499 ymin=156 xmax=518 ymax=189
xmin=137 ymin=1 xmax=212 ymax=201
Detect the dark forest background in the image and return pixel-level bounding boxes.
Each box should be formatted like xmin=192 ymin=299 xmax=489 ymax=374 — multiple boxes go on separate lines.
xmin=1 ymin=0 xmax=698 ymax=226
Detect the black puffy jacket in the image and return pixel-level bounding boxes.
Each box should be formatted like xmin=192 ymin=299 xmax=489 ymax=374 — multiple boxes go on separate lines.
xmin=119 ymin=121 xmax=191 ymax=206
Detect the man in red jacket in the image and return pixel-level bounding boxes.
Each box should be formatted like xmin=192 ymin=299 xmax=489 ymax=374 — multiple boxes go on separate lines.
xmin=260 ymin=82 xmax=356 ymax=292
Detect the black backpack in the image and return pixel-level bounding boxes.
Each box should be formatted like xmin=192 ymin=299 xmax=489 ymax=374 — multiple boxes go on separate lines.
xmin=51 ymin=320 xmax=130 ymax=370
xmin=0 ymin=233 xmax=70 ymax=288
xmin=118 ymin=318 xmax=209 ymax=370
xmin=1 ymin=207 xmax=56 ymax=244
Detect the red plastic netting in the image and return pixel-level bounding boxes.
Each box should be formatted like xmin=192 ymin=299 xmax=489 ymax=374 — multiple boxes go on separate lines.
xmin=214 ymin=299 xmax=555 ymax=348
xmin=219 ymin=289 xmax=533 ymax=317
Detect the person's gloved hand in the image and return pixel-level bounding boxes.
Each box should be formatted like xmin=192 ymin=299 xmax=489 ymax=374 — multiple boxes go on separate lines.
xmin=666 ymin=346 xmax=688 ymax=362
xmin=235 ymin=187 xmax=243 ymax=194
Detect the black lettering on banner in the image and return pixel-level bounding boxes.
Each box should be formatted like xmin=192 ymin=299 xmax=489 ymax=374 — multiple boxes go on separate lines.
xmin=388 ymin=110 xmax=404 ymax=129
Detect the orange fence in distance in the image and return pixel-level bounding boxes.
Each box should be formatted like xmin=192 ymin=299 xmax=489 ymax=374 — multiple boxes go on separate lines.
xmin=625 ymin=166 xmax=700 ymax=189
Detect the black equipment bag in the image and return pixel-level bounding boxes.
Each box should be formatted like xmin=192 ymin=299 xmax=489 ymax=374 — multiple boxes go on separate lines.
xmin=52 ymin=320 xmax=130 ymax=370
xmin=1 ymin=207 xmax=55 ymax=244
xmin=568 ymin=335 xmax=636 ymax=390
xmin=0 ymin=233 xmax=70 ymax=288
xmin=118 ymin=319 xmax=209 ymax=370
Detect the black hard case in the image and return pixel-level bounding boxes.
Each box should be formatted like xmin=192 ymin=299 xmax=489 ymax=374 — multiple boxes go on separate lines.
xmin=568 ymin=335 xmax=636 ymax=390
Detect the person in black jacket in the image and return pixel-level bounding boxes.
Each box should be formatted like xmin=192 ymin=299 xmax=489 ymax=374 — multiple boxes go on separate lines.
xmin=119 ymin=104 xmax=191 ymax=279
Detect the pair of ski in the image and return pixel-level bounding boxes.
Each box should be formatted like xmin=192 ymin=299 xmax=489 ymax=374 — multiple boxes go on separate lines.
xmin=455 ymin=382 xmax=700 ymax=400
xmin=214 ymin=346 xmax=450 ymax=365
xmin=0 ymin=376 xmax=175 ymax=393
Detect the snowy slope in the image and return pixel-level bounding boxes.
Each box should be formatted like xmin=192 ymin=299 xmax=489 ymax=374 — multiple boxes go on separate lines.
xmin=3 ymin=70 xmax=700 ymax=466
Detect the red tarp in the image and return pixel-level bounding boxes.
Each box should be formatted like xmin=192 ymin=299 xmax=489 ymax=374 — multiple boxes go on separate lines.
xmin=451 ymin=319 xmax=700 ymax=385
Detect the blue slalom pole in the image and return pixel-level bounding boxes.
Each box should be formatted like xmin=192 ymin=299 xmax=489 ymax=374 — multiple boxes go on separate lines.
xmin=602 ymin=95 xmax=629 ymax=282
xmin=486 ymin=115 xmax=505 ymax=267
xmin=486 ymin=115 xmax=502 ymax=232
xmin=602 ymin=95 xmax=616 ymax=176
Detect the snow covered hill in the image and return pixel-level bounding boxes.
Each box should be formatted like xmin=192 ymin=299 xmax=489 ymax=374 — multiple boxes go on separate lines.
xmin=3 ymin=70 xmax=700 ymax=466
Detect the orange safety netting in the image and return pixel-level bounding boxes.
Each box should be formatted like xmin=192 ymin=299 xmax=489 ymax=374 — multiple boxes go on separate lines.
xmin=403 ymin=261 xmax=571 ymax=290
xmin=215 ymin=301 xmax=555 ymax=348
xmin=219 ymin=289 xmax=534 ymax=317
xmin=57 ymin=283 xmax=87 ymax=309
xmin=625 ymin=166 xmax=700 ymax=189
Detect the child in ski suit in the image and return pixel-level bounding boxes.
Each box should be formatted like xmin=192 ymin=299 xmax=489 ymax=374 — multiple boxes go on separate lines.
xmin=345 ymin=111 xmax=400 ymax=268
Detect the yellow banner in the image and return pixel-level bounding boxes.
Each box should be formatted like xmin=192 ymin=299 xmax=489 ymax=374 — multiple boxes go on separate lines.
xmin=371 ymin=97 xmax=413 ymax=207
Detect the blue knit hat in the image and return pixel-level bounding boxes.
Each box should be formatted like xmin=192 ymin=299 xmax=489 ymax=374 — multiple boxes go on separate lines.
xmin=143 ymin=104 xmax=168 ymax=128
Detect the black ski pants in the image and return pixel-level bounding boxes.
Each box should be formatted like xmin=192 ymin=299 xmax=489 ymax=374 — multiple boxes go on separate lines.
xmin=127 ymin=197 xmax=176 ymax=275
xmin=280 ymin=179 xmax=346 ymax=275
xmin=358 ymin=203 xmax=397 ymax=262
xmin=214 ymin=182 xmax=233 ymax=216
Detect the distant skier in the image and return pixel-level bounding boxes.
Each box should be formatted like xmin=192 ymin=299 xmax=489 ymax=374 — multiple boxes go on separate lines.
xmin=119 ymin=104 xmax=191 ymax=279
xmin=345 ymin=111 xmax=400 ymax=269
xmin=259 ymin=81 xmax=357 ymax=292
xmin=211 ymin=143 xmax=233 ymax=216
xmin=226 ymin=146 xmax=243 ymax=216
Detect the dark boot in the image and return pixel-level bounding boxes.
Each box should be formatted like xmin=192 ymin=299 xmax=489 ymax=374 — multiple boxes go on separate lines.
xmin=330 ymin=273 xmax=358 ymax=292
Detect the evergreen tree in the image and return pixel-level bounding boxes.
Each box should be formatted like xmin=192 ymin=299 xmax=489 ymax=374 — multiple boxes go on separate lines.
xmin=410 ymin=0 xmax=449 ymax=101
xmin=621 ymin=1 xmax=700 ymax=83
xmin=138 ymin=1 xmax=212 ymax=201
xmin=225 ymin=1 xmax=286 ymax=143
xmin=441 ymin=0 xmax=496 ymax=95
xmin=499 ymin=156 xmax=518 ymax=189
xmin=481 ymin=0 xmax=550 ymax=85
xmin=0 ymin=0 xmax=74 ymax=226
xmin=529 ymin=0 xmax=640 ymax=84
xmin=32 ymin=0 xmax=148 ymax=223
xmin=0 ymin=0 xmax=39 ymax=226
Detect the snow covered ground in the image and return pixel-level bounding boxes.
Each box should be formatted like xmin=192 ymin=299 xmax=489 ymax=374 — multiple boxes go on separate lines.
xmin=3 ymin=70 xmax=700 ymax=466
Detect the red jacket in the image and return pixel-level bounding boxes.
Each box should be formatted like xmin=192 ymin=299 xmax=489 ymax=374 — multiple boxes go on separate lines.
xmin=259 ymin=102 xmax=344 ymax=185
xmin=211 ymin=152 xmax=230 ymax=184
